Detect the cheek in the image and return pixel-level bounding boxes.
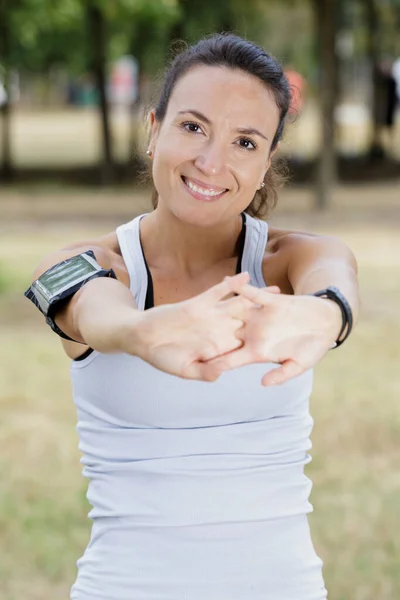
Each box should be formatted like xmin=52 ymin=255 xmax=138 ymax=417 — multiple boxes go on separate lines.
xmin=155 ymin=133 xmax=192 ymax=171
xmin=152 ymin=138 xmax=189 ymax=195
xmin=235 ymin=160 xmax=264 ymax=188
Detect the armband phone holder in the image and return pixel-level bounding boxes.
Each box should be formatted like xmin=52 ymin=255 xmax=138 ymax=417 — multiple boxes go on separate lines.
xmin=24 ymin=251 xmax=116 ymax=341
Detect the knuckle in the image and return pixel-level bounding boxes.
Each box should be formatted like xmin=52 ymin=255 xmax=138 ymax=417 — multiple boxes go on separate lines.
xmin=201 ymin=346 xmax=217 ymax=361
xmin=203 ymin=339 xmax=220 ymax=360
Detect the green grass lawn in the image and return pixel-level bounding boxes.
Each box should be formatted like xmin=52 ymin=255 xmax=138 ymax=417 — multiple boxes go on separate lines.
xmin=1 ymin=206 xmax=400 ymax=600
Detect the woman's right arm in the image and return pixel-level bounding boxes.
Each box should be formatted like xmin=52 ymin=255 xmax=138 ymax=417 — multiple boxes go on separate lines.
xmin=31 ymin=240 xmax=144 ymax=355
xmin=31 ymin=241 xmax=253 ymax=381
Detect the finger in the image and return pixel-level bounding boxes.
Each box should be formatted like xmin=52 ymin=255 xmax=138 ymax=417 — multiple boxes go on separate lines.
xmin=194 ymin=361 xmax=223 ymax=382
xmin=205 ymin=345 xmax=254 ymax=372
xmin=202 ymin=272 xmax=250 ymax=304
xmin=227 ymin=282 xmax=276 ymax=307
xmin=198 ymin=336 xmax=244 ymax=362
xmin=219 ymin=295 xmax=254 ymax=320
xmin=264 ymin=285 xmax=281 ymax=294
xmin=233 ymin=324 xmax=246 ymax=342
xmin=261 ymin=360 xmax=304 ymax=387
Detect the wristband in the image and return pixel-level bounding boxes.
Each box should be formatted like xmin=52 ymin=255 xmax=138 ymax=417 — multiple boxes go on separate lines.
xmin=312 ymin=286 xmax=353 ymax=348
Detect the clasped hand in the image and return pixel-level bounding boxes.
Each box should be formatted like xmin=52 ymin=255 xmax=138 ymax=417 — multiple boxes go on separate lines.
xmin=137 ymin=272 xmax=340 ymax=385
xmin=205 ymin=274 xmax=340 ymax=386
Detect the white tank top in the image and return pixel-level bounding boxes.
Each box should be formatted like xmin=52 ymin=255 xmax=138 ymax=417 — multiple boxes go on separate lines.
xmin=70 ymin=213 xmax=326 ymax=600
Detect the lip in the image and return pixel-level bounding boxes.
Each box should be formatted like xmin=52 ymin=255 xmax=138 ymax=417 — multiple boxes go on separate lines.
xmin=181 ymin=176 xmax=228 ymax=202
xmin=183 ymin=176 xmax=228 ymax=193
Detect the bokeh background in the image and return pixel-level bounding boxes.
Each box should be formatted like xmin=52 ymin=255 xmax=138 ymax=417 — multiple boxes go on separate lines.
xmin=1 ymin=1 xmax=400 ymax=599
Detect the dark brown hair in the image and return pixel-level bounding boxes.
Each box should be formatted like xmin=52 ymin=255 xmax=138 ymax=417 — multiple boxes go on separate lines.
xmin=149 ymin=33 xmax=291 ymax=218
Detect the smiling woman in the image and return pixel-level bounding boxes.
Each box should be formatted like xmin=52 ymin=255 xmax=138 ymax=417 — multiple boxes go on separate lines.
xmin=25 ymin=33 xmax=359 ymax=600
xmin=148 ymin=66 xmax=280 ymax=228
xmin=148 ymin=36 xmax=290 ymax=221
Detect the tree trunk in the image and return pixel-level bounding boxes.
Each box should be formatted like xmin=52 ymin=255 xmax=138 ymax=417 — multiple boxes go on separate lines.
xmin=87 ymin=3 xmax=113 ymax=184
xmin=0 ymin=0 xmax=13 ymax=181
xmin=312 ymin=0 xmax=339 ymax=210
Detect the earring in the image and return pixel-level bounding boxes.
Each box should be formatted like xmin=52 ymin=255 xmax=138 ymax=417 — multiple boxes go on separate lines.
xmin=260 ymin=182 xmax=265 ymax=189
xmin=146 ymin=149 xmax=152 ymax=157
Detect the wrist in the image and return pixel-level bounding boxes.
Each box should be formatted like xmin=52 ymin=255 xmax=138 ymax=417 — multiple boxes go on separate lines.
xmin=311 ymin=287 xmax=353 ymax=348
xmin=116 ymin=310 xmax=149 ymax=356
xmin=321 ymin=298 xmax=344 ymax=346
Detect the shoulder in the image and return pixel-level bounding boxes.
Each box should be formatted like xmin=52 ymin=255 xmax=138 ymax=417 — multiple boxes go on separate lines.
xmin=32 ymin=230 xmax=129 ymax=360
xmin=262 ymin=226 xmax=356 ymax=293
xmin=33 ymin=230 xmax=129 ymax=287
xmin=267 ymin=226 xmax=355 ymax=258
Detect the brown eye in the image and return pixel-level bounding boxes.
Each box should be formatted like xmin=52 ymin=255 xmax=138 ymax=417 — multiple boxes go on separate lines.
xmin=237 ymin=138 xmax=256 ymax=151
xmin=183 ymin=122 xmax=203 ymax=134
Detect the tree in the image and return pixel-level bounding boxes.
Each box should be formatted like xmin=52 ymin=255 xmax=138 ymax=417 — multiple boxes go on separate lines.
xmin=2 ymin=0 xmax=181 ymax=181
xmin=86 ymin=1 xmax=113 ymax=183
xmin=1 ymin=0 xmax=87 ymax=181
xmin=170 ymin=0 xmax=268 ymax=45
xmin=310 ymin=0 xmax=341 ymax=209
xmin=0 ymin=0 xmax=13 ymax=181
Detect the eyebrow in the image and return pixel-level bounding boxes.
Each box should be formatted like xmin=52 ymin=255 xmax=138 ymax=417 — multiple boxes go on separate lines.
xmin=177 ymin=109 xmax=269 ymax=141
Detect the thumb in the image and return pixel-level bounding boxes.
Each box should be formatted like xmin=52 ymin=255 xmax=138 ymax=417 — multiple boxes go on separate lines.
xmin=192 ymin=360 xmax=223 ymax=383
xmin=202 ymin=272 xmax=250 ymax=304
xmin=261 ymin=359 xmax=304 ymax=386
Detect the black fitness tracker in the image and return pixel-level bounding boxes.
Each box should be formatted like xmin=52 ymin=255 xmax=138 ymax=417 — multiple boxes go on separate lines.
xmin=312 ymin=286 xmax=353 ymax=348
xmin=24 ymin=251 xmax=117 ymax=342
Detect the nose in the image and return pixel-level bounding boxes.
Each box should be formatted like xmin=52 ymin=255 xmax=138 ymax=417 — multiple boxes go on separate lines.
xmin=194 ymin=139 xmax=226 ymax=176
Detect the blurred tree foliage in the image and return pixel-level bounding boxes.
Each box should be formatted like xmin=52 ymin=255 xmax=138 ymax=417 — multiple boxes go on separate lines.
xmin=7 ymin=0 xmax=180 ymax=73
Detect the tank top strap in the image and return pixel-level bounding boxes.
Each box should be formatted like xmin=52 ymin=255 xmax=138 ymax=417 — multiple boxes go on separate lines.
xmin=116 ymin=212 xmax=268 ymax=309
xmin=242 ymin=214 xmax=268 ymax=288
xmin=116 ymin=214 xmax=149 ymax=310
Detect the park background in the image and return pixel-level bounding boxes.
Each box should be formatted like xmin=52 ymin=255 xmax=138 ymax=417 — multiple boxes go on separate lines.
xmin=1 ymin=1 xmax=400 ymax=599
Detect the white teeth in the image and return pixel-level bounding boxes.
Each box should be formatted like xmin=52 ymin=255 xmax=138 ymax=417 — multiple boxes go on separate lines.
xmin=184 ymin=178 xmax=224 ymax=197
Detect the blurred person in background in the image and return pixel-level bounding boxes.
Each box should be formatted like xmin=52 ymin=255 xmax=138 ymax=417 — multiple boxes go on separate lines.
xmin=393 ymin=56 xmax=400 ymax=103
xmin=285 ymin=66 xmax=306 ymax=116
xmin=25 ymin=34 xmax=359 ymax=600
xmin=373 ymin=58 xmax=398 ymax=157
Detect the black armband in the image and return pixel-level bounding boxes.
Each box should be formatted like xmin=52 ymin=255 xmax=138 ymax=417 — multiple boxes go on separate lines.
xmin=24 ymin=251 xmax=117 ymax=342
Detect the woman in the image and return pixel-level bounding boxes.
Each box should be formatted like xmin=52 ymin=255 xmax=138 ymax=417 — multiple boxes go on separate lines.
xmin=27 ymin=34 xmax=359 ymax=600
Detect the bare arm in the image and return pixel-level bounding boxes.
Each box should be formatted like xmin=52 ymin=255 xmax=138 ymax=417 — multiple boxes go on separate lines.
xmin=30 ymin=240 xmax=253 ymax=381
xmin=285 ymin=233 xmax=360 ymax=340
xmin=31 ymin=240 xmax=143 ymax=354
xmin=206 ymin=231 xmax=361 ymax=385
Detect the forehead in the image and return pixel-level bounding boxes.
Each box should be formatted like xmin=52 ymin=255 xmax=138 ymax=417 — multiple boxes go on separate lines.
xmin=166 ymin=65 xmax=280 ymax=127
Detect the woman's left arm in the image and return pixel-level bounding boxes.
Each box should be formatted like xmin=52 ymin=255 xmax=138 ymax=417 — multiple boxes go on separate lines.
xmin=207 ymin=232 xmax=360 ymax=386
xmin=285 ymin=232 xmax=360 ymax=337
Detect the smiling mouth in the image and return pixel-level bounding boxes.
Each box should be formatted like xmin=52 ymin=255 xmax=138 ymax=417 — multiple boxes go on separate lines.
xmin=182 ymin=176 xmax=228 ymax=198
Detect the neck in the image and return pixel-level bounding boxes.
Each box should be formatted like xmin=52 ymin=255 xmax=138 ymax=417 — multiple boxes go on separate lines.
xmin=140 ymin=206 xmax=244 ymax=279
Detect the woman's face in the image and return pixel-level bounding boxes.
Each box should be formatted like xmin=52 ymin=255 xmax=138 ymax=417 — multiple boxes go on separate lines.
xmin=149 ymin=65 xmax=281 ymax=226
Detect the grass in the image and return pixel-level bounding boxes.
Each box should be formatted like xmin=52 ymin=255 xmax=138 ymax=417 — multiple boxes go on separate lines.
xmin=0 ymin=263 xmax=22 ymax=295
xmin=1 ymin=199 xmax=400 ymax=600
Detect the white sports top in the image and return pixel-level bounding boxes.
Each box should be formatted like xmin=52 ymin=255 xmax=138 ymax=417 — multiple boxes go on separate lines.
xmin=70 ymin=213 xmax=327 ymax=600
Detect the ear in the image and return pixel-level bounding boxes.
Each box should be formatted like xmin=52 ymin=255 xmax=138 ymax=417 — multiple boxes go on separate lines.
xmin=147 ymin=109 xmax=161 ymax=153
xmin=264 ymin=141 xmax=280 ymax=172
